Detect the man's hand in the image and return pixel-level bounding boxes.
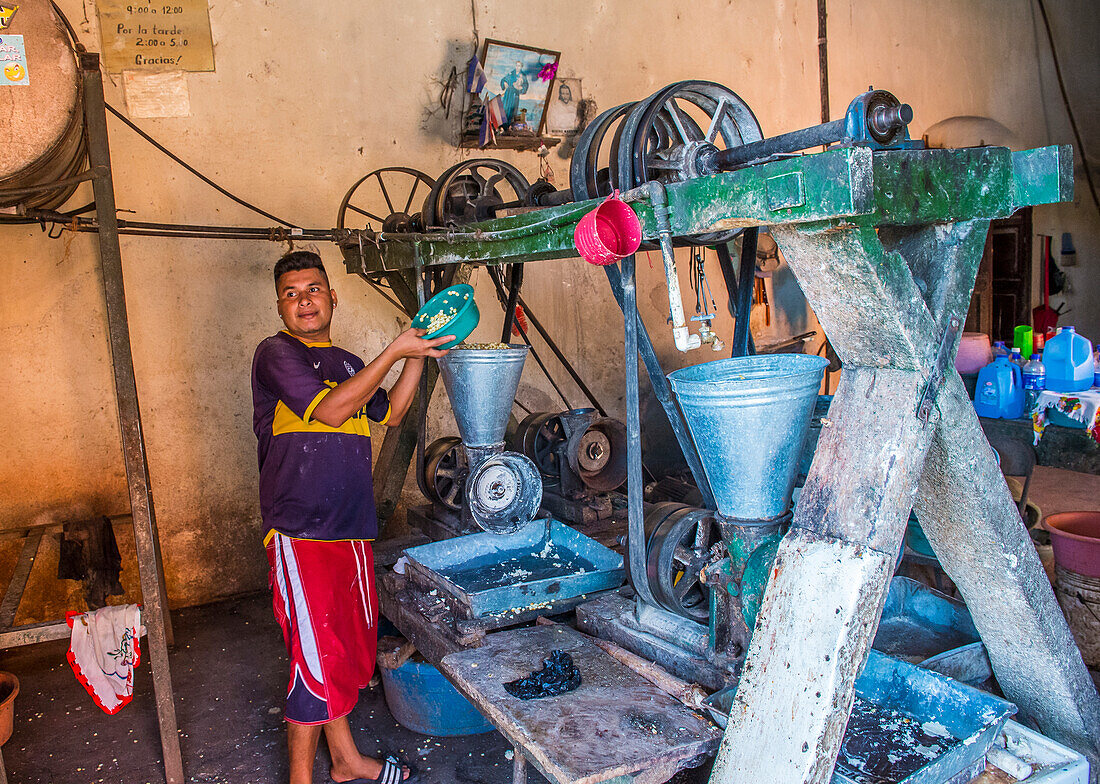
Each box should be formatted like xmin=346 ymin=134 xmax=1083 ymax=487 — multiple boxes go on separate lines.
xmin=386 ymin=328 xmax=454 ymax=361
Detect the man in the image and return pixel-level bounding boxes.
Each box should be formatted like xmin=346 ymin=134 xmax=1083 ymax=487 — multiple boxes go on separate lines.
xmin=251 ymin=250 xmax=451 ymax=784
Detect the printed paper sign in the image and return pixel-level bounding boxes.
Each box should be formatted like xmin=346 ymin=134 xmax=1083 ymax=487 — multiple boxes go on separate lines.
xmin=96 ymin=0 xmax=214 ymax=72
xmin=0 ymin=34 xmax=28 ymax=85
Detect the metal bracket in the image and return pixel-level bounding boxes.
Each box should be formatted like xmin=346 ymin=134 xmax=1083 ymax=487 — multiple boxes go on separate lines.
xmin=916 ymin=317 xmax=961 ymax=423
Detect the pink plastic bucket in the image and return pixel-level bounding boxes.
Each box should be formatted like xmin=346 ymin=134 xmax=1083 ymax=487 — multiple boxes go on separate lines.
xmin=955 ymin=332 xmax=992 ymax=374
xmin=1045 ymin=512 xmax=1100 ymax=578
xmin=573 ymin=196 xmax=642 ymax=266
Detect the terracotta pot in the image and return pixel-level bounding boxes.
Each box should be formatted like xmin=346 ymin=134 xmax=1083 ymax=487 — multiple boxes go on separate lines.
xmin=0 ymin=671 xmax=19 ymax=746
xmin=1044 ymin=511 xmax=1100 ymax=579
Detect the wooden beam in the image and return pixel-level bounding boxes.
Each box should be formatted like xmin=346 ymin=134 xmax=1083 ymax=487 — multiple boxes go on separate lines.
xmin=0 ymin=531 xmax=42 ymax=630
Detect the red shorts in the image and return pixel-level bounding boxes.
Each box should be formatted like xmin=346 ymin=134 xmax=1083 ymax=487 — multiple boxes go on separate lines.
xmin=266 ymin=532 xmax=379 ymax=725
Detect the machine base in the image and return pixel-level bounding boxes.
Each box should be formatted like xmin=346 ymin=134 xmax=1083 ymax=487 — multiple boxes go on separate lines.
xmin=575 ymin=591 xmax=739 ymax=692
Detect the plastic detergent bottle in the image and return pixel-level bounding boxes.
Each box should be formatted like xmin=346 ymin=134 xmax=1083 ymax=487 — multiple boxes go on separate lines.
xmin=992 ymin=341 xmax=1009 ymax=359
xmin=1022 ymin=354 xmax=1045 ymax=411
xmin=1044 ymin=326 xmax=1095 ymax=393
xmin=974 ymin=356 xmax=1025 ymax=419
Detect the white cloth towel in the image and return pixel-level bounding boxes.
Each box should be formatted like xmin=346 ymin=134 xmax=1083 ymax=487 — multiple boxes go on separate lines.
xmin=66 ymin=604 xmax=145 ymax=714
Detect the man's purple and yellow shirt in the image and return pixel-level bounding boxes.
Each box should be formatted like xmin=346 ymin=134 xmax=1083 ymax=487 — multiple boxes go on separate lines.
xmin=251 ymin=331 xmax=390 ymax=542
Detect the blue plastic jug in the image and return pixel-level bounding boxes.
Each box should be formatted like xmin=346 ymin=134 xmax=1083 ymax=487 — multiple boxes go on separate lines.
xmin=1044 ymin=326 xmax=1095 ymax=393
xmin=973 ymin=357 xmax=1025 ymax=419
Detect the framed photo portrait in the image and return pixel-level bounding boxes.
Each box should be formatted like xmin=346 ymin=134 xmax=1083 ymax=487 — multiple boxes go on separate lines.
xmin=545 ymin=78 xmax=584 ymax=135
xmin=480 ymin=39 xmax=561 ymax=135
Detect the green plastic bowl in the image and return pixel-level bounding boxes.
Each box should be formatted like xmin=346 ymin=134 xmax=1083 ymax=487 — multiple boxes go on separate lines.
xmin=411 ymin=284 xmax=479 ymax=349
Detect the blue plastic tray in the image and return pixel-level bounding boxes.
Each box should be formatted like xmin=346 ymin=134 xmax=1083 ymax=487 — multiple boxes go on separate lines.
xmin=403 ymin=519 xmax=624 ymax=618
xmin=703 ymin=650 xmax=1015 ymax=784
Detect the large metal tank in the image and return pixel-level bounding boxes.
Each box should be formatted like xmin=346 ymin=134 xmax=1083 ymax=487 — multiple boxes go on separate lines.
xmin=0 ymin=0 xmax=86 ymax=210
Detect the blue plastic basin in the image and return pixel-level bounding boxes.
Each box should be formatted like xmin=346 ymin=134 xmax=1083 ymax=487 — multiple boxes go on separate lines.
xmin=379 ymin=658 xmax=493 ymax=736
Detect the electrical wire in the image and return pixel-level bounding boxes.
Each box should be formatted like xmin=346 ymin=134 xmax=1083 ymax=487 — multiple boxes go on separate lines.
xmin=104 ymin=103 xmax=300 ymax=227
xmin=1034 ymin=0 xmax=1099 ymax=217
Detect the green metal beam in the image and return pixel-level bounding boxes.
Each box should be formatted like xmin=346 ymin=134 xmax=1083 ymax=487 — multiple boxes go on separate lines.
xmin=340 ymin=145 xmax=1071 ymax=275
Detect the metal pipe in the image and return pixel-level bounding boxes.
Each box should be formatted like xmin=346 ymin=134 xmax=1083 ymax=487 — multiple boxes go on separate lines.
xmin=379 ymin=201 xmax=592 ymax=245
xmin=625 ymin=182 xmax=700 ymax=352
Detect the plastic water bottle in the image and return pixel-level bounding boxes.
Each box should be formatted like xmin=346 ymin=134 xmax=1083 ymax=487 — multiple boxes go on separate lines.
xmin=1009 ymin=347 xmax=1025 ymax=369
xmin=1094 ymin=346 xmax=1100 ymax=388
xmin=1022 ymin=354 xmax=1046 ymax=411
xmin=992 ymin=341 xmax=1009 ymax=359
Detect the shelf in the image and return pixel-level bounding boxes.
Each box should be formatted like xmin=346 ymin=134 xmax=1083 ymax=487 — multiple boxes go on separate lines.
xmin=458 ymin=133 xmax=562 ymax=152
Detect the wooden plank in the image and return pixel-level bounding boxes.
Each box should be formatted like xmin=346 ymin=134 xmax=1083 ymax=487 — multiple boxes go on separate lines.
xmin=915 ymin=374 xmax=1100 ymax=775
xmin=0 ymin=530 xmax=42 ymax=629
xmin=438 ymin=625 xmax=719 ymax=784
xmin=0 ymin=620 xmax=70 ymax=648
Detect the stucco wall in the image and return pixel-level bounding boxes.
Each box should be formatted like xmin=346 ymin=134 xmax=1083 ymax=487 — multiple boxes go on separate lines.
xmin=0 ymin=0 xmax=1094 ymax=617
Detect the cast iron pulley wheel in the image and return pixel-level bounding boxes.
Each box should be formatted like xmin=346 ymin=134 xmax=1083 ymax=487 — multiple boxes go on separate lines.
xmin=336 ymin=167 xmax=435 ymax=232
xmin=569 ymin=102 xmax=636 ymax=202
xmin=616 ymin=81 xmax=763 ymax=245
xmin=616 ymin=81 xmax=762 ymax=191
xmin=641 ymin=503 xmax=720 ymax=623
xmin=565 ymin=416 xmax=627 ymax=492
xmin=511 ymin=412 xmax=567 ymax=479
xmin=422 ymin=436 xmax=467 ymax=512
xmin=421 ymin=159 xmax=532 ymax=228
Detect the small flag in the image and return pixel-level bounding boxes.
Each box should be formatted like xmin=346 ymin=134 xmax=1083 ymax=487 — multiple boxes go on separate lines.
xmin=466 ymin=55 xmax=487 ymax=94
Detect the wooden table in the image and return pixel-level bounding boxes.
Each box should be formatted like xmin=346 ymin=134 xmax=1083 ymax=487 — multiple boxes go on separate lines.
xmin=438 ymin=625 xmax=720 ymax=784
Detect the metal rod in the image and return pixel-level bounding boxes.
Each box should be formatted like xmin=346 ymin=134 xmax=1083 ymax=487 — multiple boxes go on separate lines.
xmin=501 ymin=264 xmax=523 ymax=343
xmin=81 ymin=53 xmax=184 ymax=784
xmin=619 ymin=253 xmax=657 ymax=608
xmin=514 ymin=292 xmax=607 ymax=416
xmin=603 ymin=264 xmax=716 ymax=510
xmin=715 ymin=118 xmax=847 ymax=169
xmin=732 ymin=228 xmax=758 ymax=356
xmin=414 ymin=254 xmax=430 ymax=502
xmin=486 ymin=268 xmax=572 ymax=410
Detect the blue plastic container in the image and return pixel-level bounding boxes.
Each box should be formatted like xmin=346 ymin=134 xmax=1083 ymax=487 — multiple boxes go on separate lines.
xmin=1044 ymin=327 xmax=1095 ymax=393
xmin=379 ymin=657 xmax=493 ymax=736
xmin=973 ymin=356 xmax=1025 ymax=419
xmin=411 ymin=284 xmax=479 ymax=349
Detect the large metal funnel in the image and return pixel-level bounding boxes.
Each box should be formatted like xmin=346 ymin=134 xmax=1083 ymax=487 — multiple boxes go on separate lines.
xmin=668 ymin=354 xmax=828 ymax=521
xmin=438 ymin=345 xmax=529 ymax=448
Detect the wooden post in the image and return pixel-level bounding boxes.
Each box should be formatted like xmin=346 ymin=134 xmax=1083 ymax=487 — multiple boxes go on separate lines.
xmin=713 ymin=212 xmax=1100 ymax=781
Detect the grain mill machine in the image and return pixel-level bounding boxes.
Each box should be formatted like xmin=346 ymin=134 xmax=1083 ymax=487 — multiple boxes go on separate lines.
xmin=337 ymin=76 xmax=1099 ymax=777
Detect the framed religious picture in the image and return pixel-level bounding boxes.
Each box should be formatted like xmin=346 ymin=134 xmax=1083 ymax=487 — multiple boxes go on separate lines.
xmin=545 ymin=78 xmax=584 ymax=135
xmin=479 ymin=39 xmax=560 ymax=135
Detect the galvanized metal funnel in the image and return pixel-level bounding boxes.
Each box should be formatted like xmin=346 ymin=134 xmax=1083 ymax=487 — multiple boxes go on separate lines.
xmin=438 ymin=345 xmax=529 ymax=448
xmin=668 ymin=354 xmax=828 ymax=521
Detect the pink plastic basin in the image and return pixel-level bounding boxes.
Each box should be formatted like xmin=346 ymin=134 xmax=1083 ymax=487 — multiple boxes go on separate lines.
xmin=1044 ymin=512 xmax=1100 ymax=578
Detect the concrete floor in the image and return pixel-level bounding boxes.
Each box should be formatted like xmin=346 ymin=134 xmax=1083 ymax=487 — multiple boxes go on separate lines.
xmin=0 ymin=464 xmax=1096 ymax=784
xmin=0 ymin=594 xmax=540 ymax=784
xmin=0 ymin=592 xmax=710 ymax=784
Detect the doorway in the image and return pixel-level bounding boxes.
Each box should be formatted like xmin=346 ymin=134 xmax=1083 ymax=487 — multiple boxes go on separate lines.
xmin=965 ymin=207 xmax=1033 ymax=344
